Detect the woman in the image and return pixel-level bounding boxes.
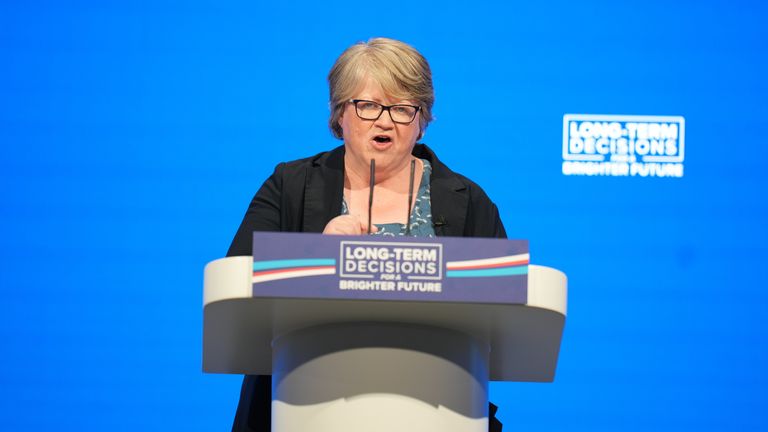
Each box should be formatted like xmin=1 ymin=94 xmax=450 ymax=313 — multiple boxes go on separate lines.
xmin=228 ymin=38 xmax=505 ymax=431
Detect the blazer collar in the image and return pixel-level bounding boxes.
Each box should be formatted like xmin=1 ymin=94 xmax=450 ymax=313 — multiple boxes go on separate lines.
xmin=413 ymin=144 xmax=468 ymax=237
xmin=302 ymin=146 xmax=345 ymax=233
xmin=302 ymin=144 xmax=468 ymax=236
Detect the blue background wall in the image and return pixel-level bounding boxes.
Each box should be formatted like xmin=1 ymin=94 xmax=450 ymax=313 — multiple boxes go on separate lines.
xmin=1 ymin=1 xmax=766 ymax=430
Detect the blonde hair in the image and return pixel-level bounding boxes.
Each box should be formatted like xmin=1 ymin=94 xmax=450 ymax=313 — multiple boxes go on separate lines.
xmin=328 ymin=37 xmax=434 ymax=139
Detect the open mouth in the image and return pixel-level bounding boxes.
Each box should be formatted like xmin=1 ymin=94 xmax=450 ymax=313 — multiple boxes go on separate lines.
xmin=373 ymin=135 xmax=392 ymax=144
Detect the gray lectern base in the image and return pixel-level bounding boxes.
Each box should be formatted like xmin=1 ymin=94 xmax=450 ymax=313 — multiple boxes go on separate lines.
xmin=272 ymin=322 xmax=489 ymax=432
xmin=203 ymin=257 xmax=567 ymax=432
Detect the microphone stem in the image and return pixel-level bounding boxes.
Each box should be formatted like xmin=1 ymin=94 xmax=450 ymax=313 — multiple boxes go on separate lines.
xmin=405 ymin=159 xmax=415 ymax=236
xmin=368 ymin=159 xmax=375 ymax=235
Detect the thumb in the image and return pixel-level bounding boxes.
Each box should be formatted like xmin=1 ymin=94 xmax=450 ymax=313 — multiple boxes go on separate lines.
xmin=356 ymin=215 xmax=378 ymax=234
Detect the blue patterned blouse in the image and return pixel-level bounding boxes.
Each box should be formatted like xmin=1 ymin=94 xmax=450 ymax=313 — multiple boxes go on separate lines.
xmin=341 ymin=159 xmax=436 ymax=238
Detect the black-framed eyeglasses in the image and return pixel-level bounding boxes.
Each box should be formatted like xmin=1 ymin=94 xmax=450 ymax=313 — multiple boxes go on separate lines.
xmin=349 ymin=99 xmax=421 ymax=124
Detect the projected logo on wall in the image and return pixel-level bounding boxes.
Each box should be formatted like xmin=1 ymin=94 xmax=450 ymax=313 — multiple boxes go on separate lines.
xmin=562 ymin=114 xmax=685 ymax=178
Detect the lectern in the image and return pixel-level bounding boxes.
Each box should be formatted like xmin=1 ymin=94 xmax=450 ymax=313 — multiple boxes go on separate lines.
xmin=203 ymin=233 xmax=567 ymax=432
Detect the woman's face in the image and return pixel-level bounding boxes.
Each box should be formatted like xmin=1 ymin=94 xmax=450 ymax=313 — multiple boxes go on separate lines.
xmin=339 ymin=75 xmax=422 ymax=176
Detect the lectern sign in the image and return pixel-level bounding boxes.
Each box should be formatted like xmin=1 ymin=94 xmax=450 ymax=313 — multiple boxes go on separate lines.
xmin=339 ymin=241 xmax=443 ymax=280
xmin=252 ymin=232 xmax=528 ymax=304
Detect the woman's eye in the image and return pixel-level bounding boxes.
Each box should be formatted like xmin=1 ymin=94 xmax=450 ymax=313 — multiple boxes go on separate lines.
xmin=393 ymin=106 xmax=409 ymax=114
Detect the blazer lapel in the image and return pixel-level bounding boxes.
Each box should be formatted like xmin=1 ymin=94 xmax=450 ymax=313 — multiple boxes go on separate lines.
xmin=414 ymin=144 xmax=469 ymax=237
xmin=302 ymin=146 xmax=345 ymax=233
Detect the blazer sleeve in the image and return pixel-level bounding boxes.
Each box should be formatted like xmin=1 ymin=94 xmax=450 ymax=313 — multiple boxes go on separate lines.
xmin=464 ymin=184 xmax=507 ymax=239
xmin=226 ymin=163 xmax=285 ymax=257
xmin=227 ymin=165 xmax=285 ymax=432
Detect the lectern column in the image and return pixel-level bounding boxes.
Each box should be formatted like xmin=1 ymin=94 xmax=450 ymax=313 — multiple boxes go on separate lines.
xmin=271 ymin=322 xmax=490 ymax=432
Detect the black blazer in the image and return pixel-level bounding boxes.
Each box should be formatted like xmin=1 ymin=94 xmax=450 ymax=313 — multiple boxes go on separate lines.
xmin=228 ymin=143 xmax=506 ymax=431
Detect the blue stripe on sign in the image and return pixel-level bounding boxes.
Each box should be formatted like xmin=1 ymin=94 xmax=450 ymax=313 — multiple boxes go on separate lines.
xmin=446 ymin=266 xmax=529 ymax=278
xmin=253 ymin=258 xmax=336 ymax=271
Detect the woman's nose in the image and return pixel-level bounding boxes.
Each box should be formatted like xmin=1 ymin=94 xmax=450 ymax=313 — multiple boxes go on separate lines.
xmin=374 ymin=108 xmax=395 ymax=127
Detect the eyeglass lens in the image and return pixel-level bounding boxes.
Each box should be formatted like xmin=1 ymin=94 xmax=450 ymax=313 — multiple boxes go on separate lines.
xmin=354 ymin=100 xmax=418 ymax=123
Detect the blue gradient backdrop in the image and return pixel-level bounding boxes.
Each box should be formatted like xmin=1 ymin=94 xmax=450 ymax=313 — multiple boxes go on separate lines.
xmin=1 ymin=1 xmax=767 ymax=430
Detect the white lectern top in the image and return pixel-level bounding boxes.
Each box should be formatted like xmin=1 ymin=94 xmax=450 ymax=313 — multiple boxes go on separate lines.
xmin=204 ymin=257 xmax=567 ymax=382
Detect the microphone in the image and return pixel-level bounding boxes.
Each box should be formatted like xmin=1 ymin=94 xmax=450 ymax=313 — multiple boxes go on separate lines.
xmin=433 ymin=215 xmax=447 ymax=228
xmin=405 ymin=159 xmax=416 ymax=236
xmin=367 ymin=158 xmax=417 ymax=236
xmin=367 ymin=159 xmax=375 ymax=235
